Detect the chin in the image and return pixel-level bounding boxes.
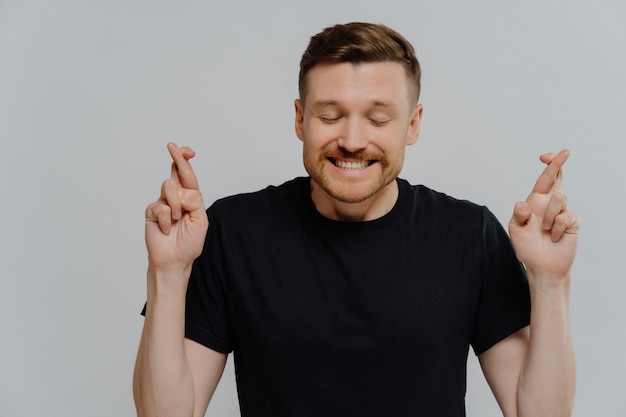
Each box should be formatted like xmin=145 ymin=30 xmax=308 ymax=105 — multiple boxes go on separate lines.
xmin=317 ymin=177 xmax=389 ymax=204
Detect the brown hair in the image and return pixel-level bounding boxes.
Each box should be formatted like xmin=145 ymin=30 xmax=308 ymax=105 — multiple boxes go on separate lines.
xmin=298 ymin=22 xmax=421 ymax=105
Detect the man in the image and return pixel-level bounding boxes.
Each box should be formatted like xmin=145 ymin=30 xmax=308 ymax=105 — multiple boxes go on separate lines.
xmin=134 ymin=22 xmax=578 ymax=417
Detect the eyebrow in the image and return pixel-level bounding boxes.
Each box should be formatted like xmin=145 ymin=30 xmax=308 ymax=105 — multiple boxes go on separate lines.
xmin=310 ymin=100 xmax=396 ymax=110
xmin=310 ymin=100 xmax=338 ymax=109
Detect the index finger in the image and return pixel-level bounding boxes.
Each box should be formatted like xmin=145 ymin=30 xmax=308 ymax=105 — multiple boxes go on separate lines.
xmin=531 ymin=149 xmax=570 ymax=194
xmin=167 ymin=142 xmax=200 ymax=190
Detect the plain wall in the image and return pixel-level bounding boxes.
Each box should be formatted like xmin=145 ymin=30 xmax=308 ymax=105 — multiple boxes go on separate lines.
xmin=1 ymin=0 xmax=625 ymax=415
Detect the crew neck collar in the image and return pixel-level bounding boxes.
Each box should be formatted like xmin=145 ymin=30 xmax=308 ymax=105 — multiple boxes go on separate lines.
xmin=301 ymin=177 xmax=409 ymax=232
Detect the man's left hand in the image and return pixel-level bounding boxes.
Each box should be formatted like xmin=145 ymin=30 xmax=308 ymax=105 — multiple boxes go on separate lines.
xmin=509 ymin=149 xmax=580 ymax=282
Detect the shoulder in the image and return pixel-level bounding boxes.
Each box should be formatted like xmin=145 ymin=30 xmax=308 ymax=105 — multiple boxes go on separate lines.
xmin=399 ymin=178 xmax=485 ymax=218
xmin=208 ymin=177 xmax=309 ymax=221
xmin=397 ymin=179 xmax=507 ymax=239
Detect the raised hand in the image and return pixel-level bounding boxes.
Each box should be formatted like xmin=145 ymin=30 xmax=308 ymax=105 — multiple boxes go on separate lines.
xmin=509 ymin=150 xmax=580 ymax=280
xmin=144 ymin=142 xmax=209 ymax=273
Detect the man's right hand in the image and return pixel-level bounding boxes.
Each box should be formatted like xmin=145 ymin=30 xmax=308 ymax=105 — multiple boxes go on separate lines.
xmin=135 ymin=143 xmax=216 ymax=417
xmin=144 ymin=142 xmax=209 ymax=274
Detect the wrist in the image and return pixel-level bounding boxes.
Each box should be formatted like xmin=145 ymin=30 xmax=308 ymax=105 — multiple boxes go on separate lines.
xmin=526 ymin=270 xmax=571 ymax=289
xmin=147 ymin=264 xmax=192 ymax=299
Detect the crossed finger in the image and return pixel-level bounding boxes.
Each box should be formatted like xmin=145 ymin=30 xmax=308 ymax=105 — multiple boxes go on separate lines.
xmin=145 ymin=142 xmax=201 ymax=235
xmin=168 ymin=142 xmax=199 ymax=190
xmin=531 ymin=149 xmax=570 ymax=195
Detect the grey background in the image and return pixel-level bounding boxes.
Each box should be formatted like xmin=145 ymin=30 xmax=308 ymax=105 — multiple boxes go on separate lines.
xmin=1 ymin=0 xmax=624 ymax=416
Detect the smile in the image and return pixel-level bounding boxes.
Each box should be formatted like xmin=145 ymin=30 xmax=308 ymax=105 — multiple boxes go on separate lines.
xmin=330 ymin=158 xmax=374 ymax=170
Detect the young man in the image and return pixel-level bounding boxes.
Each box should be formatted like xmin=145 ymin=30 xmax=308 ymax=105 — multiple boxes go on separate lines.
xmin=134 ymin=23 xmax=578 ymax=417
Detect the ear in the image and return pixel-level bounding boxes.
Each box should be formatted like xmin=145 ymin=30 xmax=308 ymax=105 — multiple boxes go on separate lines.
xmin=294 ymin=99 xmax=305 ymax=142
xmin=406 ymin=103 xmax=423 ymax=146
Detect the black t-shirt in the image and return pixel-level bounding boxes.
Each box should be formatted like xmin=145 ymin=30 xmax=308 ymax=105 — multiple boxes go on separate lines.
xmin=184 ymin=177 xmax=530 ymax=416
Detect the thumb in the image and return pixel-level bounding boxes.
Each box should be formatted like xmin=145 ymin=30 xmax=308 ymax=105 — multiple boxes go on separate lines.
xmin=510 ymin=201 xmax=532 ymax=228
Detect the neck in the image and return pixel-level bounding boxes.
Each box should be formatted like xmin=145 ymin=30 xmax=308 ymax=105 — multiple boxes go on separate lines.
xmin=310 ymin=179 xmax=399 ymax=222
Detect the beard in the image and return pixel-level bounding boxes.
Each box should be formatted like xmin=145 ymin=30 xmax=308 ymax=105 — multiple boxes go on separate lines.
xmin=304 ymin=147 xmax=401 ymax=204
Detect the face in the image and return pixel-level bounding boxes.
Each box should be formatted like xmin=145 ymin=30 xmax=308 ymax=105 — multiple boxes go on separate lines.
xmin=295 ymin=61 xmax=422 ymax=213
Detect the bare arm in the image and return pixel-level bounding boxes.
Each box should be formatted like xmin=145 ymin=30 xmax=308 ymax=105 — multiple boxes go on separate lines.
xmin=133 ymin=143 xmax=226 ymax=417
xmin=481 ymin=150 xmax=578 ymax=417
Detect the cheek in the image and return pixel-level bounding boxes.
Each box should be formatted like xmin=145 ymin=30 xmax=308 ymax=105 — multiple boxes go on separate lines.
xmin=302 ymin=123 xmax=338 ymax=150
xmin=383 ymin=139 xmax=408 ymax=165
xmin=302 ymin=141 xmax=322 ymax=167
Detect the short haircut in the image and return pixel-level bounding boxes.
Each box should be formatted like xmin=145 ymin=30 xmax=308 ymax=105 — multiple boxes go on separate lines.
xmin=298 ymin=22 xmax=421 ymax=106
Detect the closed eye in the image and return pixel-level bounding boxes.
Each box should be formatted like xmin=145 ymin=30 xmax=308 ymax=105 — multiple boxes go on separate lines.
xmin=369 ymin=119 xmax=390 ymax=126
xmin=319 ymin=116 xmax=340 ymax=124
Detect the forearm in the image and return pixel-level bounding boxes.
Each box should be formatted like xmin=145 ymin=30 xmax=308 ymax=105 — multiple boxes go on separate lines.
xmin=517 ymin=273 xmax=576 ymax=417
xmin=133 ymin=266 xmax=195 ymax=417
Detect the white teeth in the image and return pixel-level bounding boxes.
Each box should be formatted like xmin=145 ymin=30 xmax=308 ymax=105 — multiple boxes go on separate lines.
xmin=335 ymin=160 xmax=370 ymax=170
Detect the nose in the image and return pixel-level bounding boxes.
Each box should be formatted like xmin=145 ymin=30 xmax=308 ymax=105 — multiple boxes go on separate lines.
xmin=337 ymin=117 xmax=368 ymax=152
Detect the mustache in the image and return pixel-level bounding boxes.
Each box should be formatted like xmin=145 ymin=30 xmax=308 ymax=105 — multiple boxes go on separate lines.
xmin=323 ymin=148 xmax=383 ymax=161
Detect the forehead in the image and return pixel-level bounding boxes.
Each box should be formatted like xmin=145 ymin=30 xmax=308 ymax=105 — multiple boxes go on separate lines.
xmin=304 ymin=61 xmax=412 ymax=108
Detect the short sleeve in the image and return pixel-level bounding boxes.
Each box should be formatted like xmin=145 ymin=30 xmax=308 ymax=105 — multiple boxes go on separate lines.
xmin=184 ymin=208 xmax=233 ymax=354
xmin=471 ymin=207 xmax=530 ymax=355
